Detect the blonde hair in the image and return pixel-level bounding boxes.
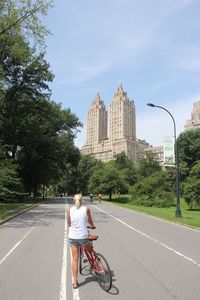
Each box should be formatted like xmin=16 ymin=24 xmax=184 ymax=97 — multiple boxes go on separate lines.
xmin=73 ymin=194 xmax=83 ymax=208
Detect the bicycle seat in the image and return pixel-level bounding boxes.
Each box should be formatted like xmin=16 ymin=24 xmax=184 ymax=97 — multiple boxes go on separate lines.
xmin=88 ymin=234 xmax=98 ymax=241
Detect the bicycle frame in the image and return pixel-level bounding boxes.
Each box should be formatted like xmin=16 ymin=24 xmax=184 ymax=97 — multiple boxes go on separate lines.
xmin=81 ymin=243 xmax=99 ymax=272
xmin=79 ymin=235 xmax=112 ymax=292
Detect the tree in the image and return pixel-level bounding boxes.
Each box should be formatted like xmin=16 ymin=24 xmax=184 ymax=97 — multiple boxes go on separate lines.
xmin=164 ymin=166 xmax=176 ymax=193
xmin=182 ymin=160 xmax=200 ymax=209
xmin=0 ymin=143 xmax=23 ymax=197
xmin=76 ymin=155 xmax=104 ymax=194
xmin=130 ymin=170 xmax=174 ymax=208
xmin=0 ymin=51 xmax=54 ymax=159
xmin=56 ymin=164 xmax=79 ymax=196
xmin=0 ymin=1 xmax=55 ymax=159
xmin=114 ymin=152 xmax=138 ymax=187
xmin=114 ymin=152 xmax=130 ymax=169
xmin=178 ymin=129 xmax=200 ymax=180
xmin=0 ymin=0 xmax=56 ymax=198
xmin=88 ymin=164 xmax=127 ymax=200
xmin=0 ymin=160 xmax=23 ymax=197
xmin=137 ymin=152 xmax=161 ymax=178
xmin=0 ymin=0 xmax=84 ymax=198
xmin=0 ymin=0 xmax=53 ymax=46
xmin=0 ymin=44 xmax=82 ymax=195
xmin=17 ymin=101 xmax=81 ymax=196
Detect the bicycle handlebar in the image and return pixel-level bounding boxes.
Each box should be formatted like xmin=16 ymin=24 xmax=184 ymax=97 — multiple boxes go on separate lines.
xmin=87 ymin=225 xmax=96 ymax=230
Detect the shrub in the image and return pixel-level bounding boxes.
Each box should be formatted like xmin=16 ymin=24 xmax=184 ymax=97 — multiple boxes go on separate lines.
xmin=129 ymin=171 xmax=175 ymax=208
xmin=182 ymin=161 xmax=200 ymax=209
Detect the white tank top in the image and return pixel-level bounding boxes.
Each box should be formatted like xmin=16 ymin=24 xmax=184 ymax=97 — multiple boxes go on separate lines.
xmin=68 ymin=206 xmax=88 ymax=239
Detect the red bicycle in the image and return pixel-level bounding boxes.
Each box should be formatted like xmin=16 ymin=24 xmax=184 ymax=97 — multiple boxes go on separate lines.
xmin=79 ymin=227 xmax=112 ymax=292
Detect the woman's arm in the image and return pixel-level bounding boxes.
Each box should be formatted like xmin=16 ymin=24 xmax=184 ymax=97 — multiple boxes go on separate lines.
xmin=86 ymin=207 xmax=95 ymax=228
xmin=67 ymin=207 xmax=71 ymax=226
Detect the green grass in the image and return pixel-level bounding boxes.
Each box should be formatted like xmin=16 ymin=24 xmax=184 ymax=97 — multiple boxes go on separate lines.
xmin=0 ymin=197 xmax=44 ymax=222
xmin=103 ymin=195 xmax=200 ymax=230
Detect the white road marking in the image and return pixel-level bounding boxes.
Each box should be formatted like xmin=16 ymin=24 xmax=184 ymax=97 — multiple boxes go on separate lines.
xmin=112 ymin=202 xmax=200 ymax=233
xmin=0 ymin=226 xmax=35 ymax=265
xmin=0 ymin=212 xmax=47 ymax=266
xmin=60 ymin=200 xmax=68 ymax=300
xmin=94 ymin=206 xmax=200 ymax=267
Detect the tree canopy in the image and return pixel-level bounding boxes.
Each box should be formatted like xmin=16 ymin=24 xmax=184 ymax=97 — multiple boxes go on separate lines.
xmin=88 ymin=163 xmax=127 ymax=200
xmin=178 ymin=129 xmax=200 ymax=180
xmin=0 ymin=0 xmax=83 ymax=198
xmin=0 ymin=0 xmax=53 ymax=46
xmin=137 ymin=151 xmax=161 ymax=178
xmin=182 ymin=160 xmax=200 ymax=208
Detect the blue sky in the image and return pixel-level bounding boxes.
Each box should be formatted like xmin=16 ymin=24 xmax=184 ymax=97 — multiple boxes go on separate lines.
xmin=43 ymin=0 xmax=200 ymax=148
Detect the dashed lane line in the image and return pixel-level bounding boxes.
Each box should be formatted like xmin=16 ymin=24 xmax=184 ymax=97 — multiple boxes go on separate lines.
xmin=0 ymin=212 xmax=48 ymax=266
xmin=60 ymin=200 xmax=68 ymax=300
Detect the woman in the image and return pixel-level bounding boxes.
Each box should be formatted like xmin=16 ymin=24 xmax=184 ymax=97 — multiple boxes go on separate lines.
xmin=68 ymin=194 xmax=95 ymax=289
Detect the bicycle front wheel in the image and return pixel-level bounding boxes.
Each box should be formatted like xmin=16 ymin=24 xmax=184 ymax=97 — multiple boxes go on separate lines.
xmin=94 ymin=253 xmax=112 ymax=292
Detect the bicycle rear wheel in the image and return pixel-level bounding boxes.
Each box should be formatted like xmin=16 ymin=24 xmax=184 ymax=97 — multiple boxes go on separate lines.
xmin=94 ymin=253 xmax=112 ymax=292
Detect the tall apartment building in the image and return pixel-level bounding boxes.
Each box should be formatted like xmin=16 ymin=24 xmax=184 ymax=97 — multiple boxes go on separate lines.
xmin=86 ymin=92 xmax=107 ymax=145
xmin=185 ymin=101 xmax=200 ymax=130
xmin=81 ymin=84 xmax=149 ymax=162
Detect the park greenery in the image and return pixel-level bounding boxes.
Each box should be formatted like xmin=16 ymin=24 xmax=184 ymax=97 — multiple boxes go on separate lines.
xmin=0 ymin=0 xmax=81 ymax=199
xmin=1 ymin=1 xmax=200 ymax=225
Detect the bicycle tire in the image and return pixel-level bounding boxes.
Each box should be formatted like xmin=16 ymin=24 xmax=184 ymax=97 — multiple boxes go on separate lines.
xmin=94 ymin=253 xmax=112 ymax=292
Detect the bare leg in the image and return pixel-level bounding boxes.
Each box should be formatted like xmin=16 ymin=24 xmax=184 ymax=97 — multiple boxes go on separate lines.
xmin=70 ymin=245 xmax=79 ymax=288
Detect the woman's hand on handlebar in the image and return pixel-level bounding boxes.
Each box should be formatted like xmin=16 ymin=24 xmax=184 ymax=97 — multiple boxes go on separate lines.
xmin=87 ymin=225 xmax=96 ymax=229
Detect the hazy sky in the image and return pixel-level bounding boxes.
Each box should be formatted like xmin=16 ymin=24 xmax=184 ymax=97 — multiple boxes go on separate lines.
xmin=43 ymin=0 xmax=200 ymax=148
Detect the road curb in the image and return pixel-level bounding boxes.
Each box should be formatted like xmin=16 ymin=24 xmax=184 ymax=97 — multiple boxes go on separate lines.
xmin=0 ymin=201 xmax=44 ymax=226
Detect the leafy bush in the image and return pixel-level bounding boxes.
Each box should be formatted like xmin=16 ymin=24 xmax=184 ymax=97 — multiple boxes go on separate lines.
xmin=129 ymin=171 xmax=175 ymax=208
xmin=178 ymin=129 xmax=200 ymax=180
xmin=182 ymin=161 xmax=200 ymax=209
xmin=0 ymin=158 xmax=24 ymax=198
xmin=153 ymin=191 xmax=174 ymax=208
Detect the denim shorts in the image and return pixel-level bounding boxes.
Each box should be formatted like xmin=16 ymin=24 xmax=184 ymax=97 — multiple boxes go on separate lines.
xmin=68 ymin=238 xmax=89 ymax=246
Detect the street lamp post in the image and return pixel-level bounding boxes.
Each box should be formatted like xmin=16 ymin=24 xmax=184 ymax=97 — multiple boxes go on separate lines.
xmin=147 ymin=103 xmax=182 ymax=217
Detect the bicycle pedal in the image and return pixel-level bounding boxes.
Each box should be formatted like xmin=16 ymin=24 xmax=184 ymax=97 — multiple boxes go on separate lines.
xmin=83 ymin=259 xmax=88 ymax=263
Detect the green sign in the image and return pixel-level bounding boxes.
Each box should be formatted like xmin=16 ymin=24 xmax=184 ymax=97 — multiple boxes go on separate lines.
xmin=163 ymin=136 xmax=175 ymax=166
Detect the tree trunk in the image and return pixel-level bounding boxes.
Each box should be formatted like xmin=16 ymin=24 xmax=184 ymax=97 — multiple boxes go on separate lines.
xmin=42 ymin=185 xmax=45 ymax=199
xmin=33 ymin=186 xmax=37 ymax=198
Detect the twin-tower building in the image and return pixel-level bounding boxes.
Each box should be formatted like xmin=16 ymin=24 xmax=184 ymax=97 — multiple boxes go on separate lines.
xmin=81 ymin=84 xmax=149 ymax=162
xmin=81 ymin=85 xmax=200 ymax=163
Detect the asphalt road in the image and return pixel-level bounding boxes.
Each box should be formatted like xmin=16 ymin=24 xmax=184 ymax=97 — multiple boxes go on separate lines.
xmin=0 ymin=197 xmax=200 ymax=300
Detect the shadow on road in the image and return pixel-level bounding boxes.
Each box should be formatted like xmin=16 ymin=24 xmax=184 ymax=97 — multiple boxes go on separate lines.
xmin=0 ymin=197 xmax=109 ymax=229
xmin=0 ymin=198 xmax=67 ymax=229
xmin=79 ymin=271 xmax=119 ymax=296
